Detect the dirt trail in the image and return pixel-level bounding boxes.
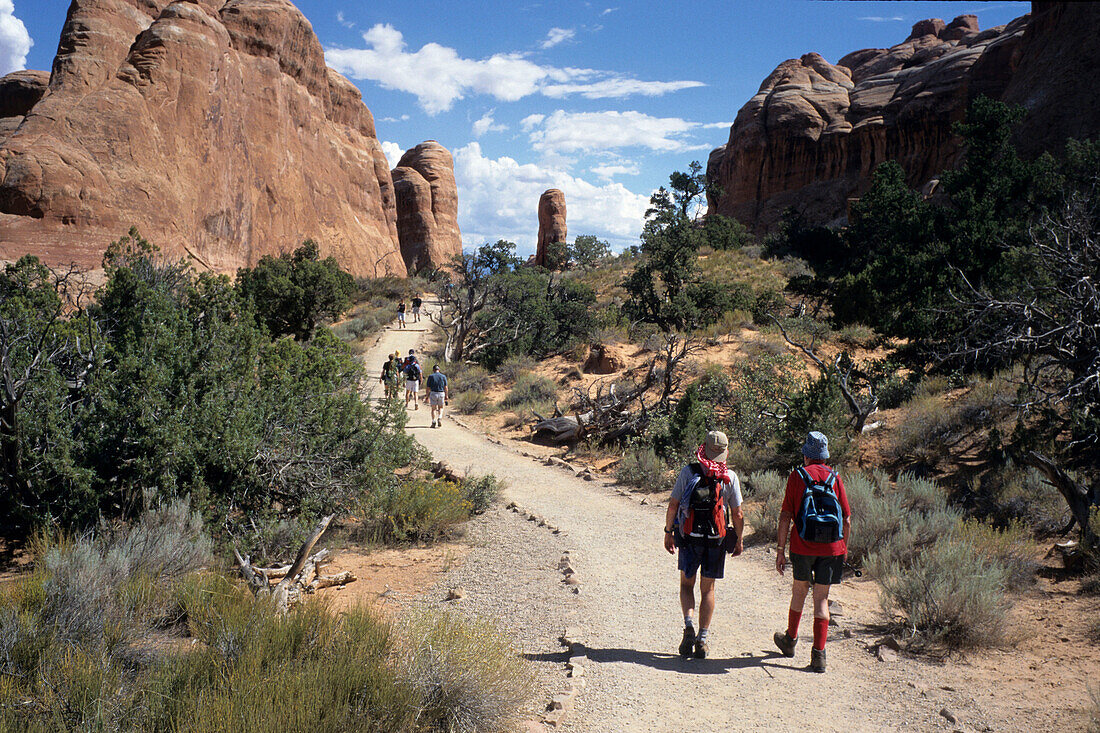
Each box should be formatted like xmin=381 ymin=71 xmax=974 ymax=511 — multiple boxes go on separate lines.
xmin=361 ymin=309 xmax=1064 ymax=733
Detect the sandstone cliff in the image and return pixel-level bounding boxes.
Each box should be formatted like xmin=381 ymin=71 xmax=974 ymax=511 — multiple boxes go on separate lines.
xmin=707 ymin=6 xmax=1100 ymax=231
xmin=392 ymin=141 xmax=462 ymax=273
xmin=536 ymin=189 xmax=567 ymax=267
xmin=0 ymin=0 xmax=405 ymax=277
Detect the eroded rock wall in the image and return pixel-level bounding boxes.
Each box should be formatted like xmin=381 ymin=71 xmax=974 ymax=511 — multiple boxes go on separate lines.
xmin=707 ymin=6 xmax=1099 ymax=232
xmin=392 ymin=141 xmax=461 ymax=273
xmin=0 ymin=0 xmax=405 ymax=276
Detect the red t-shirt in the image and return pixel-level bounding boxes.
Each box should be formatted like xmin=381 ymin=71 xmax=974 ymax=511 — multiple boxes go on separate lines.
xmin=781 ymin=463 xmax=850 ymax=557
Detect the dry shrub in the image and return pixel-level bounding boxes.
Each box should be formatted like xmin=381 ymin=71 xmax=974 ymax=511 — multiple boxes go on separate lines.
xmin=957 ymin=519 xmax=1038 ymax=589
xmin=495 ymin=355 xmax=537 ymax=383
xmin=868 ymin=536 xmax=1009 ymax=649
xmin=1089 ymin=686 xmax=1100 ymax=733
xmin=452 ymin=390 xmax=489 ymax=415
xmin=462 ymin=474 xmax=504 ymax=515
xmin=449 ymin=362 xmax=492 ymax=395
xmin=396 ymin=610 xmax=535 ymax=733
xmin=835 ymin=323 xmax=876 ymax=348
xmin=616 ymin=447 xmax=671 ymax=493
xmin=501 ymin=373 xmax=558 ymax=409
xmin=745 ymin=470 xmax=786 ymax=544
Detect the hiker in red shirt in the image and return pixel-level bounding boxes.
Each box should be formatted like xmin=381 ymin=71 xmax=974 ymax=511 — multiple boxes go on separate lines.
xmin=773 ymin=431 xmax=851 ymax=673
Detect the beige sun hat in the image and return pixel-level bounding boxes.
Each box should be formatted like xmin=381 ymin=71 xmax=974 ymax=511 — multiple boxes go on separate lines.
xmin=704 ymin=430 xmax=729 ymax=463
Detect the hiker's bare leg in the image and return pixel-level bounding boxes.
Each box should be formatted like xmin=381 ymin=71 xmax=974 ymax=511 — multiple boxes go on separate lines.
xmin=698 ymin=576 xmax=716 ymax=629
xmin=790 ymin=579 xmax=811 ymax=612
xmin=812 ymin=582 xmax=830 ymax=621
xmin=679 ymin=572 xmax=696 ymax=621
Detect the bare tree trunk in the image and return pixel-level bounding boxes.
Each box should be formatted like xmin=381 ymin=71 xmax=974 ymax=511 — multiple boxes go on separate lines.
xmin=1024 ymin=452 xmax=1097 ymax=549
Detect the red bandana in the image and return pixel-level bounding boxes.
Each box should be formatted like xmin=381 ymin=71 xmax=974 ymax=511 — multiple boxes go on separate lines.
xmin=695 ymin=444 xmax=730 ymax=483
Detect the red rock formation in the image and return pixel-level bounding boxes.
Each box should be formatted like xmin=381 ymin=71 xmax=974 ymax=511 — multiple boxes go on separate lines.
xmin=0 ymin=0 xmax=405 ymax=277
xmin=536 ymin=189 xmax=567 ymax=267
xmin=392 ymin=141 xmax=462 ymax=273
xmin=707 ymin=6 xmax=1100 ymax=232
xmin=0 ymin=71 xmax=48 ymax=146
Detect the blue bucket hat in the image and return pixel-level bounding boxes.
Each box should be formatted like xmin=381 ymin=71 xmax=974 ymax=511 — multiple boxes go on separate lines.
xmin=802 ymin=431 xmax=829 ymax=461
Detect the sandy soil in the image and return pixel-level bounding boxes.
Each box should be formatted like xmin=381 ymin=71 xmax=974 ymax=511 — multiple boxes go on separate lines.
xmin=360 ymin=304 xmax=1098 ymax=733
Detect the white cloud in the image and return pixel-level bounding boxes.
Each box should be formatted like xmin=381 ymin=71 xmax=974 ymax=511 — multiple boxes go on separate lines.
xmin=542 ymin=78 xmax=704 ymax=99
xmin=453 ymin=142 xmax=649 ymax=255
xmin=380 ymin=141 xmax=405 ymax=169
xmin=520 ymin=114 xmax=546 ymax=131
xmin=857 ymin=16 xmax=905 ymax=22
xmin=540 ymin=27 xmax=575 ymax=49
xmin=379 ymin=114 xmax=411 ymax=123
xmin=0 ymin=0 xmax=32 ymax=75
xmin=336 ymin=11 xmax=354 ymax=29
xmin=601 ymin=7 xmax=619 ymax=15
xmin=472 ymin=109 xmax=507 ymax=137
xmin=524 ymin=110 xmax=718 ymax=155
xmin=590 ymin=162 xmax=640 ymax=181
xmin=325 ymin=24 xmax=702 ymax=114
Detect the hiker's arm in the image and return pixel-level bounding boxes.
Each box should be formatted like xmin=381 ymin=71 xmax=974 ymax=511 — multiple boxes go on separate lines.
xmin=776 ymin=511 xmax=793 ymax=574
xmin=729 ymin=505 xmax=744 ymax=556
xmin=664 ymin=499 xmax=678 ymax=554
xmin=843 ymin=515 xmax=852 ymax=559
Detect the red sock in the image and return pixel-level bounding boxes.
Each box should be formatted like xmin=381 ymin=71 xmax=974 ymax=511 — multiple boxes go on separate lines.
xmin=787 ymin=609 xmax=802 ymax=639
xmin=813 ymin=617 xmax=829 ymax=650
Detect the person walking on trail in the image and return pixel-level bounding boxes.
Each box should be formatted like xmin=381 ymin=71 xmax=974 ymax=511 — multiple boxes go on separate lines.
xmin=774 ymin=430 xmax=851 ymax=673
xmin=397 ymin=301 xmax=407 ymax=329
xmin=663 ymin=430 xmax=744 ymax=659
xmin=411 ymin=294 xmax=423 ymax=323
xmin=402 ymin=349 xmax=422 ymax=410
xmin=380 ymin=352 xmax=401 ymax=400
xmin=425 ymin=364 xmax=449 ymax=428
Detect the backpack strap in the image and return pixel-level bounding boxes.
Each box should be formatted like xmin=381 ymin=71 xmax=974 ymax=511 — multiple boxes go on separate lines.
xmin=796 ymin=466 xmax=815 ymax=491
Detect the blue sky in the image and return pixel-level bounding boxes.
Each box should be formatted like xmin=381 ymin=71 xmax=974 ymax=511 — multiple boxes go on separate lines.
xmin=3 ymin=1 xmax=1029 ymax=256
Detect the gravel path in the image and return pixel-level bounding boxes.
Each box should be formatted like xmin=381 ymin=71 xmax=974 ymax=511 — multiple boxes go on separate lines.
xmin=361 ymin=312 xmax=1030 ymax=733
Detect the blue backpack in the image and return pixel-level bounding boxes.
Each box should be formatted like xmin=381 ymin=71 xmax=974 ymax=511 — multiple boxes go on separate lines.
xmin=795 ymin=467 xmax=843 ymax=543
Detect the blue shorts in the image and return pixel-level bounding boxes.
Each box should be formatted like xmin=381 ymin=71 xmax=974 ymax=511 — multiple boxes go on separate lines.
xmin=678 ymin=540 xmax=725 ymax=579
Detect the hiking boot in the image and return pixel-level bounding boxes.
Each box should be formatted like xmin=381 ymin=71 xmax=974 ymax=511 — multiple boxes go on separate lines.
xmin=694 ymin=638 xmax=709 ymax=660
xmin=678 ymin=627 xmax=695 ymax=658
xmin=811 ymin=647 xmax=826 ymax=673
xmin=773 ymin=631 xmax=797 ymax=658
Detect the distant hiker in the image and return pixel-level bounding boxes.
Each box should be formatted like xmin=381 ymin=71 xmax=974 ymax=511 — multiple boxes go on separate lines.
xmin=397 ymin=301 xmax=407 ymax=329
xmin=403 ymin=349 xmax=422 ymax=410
xmin=411 ymin=294 xmax=423 ymax=323
xmin=663 ymin=430 xmax=744 ymax=659
xmin=426 ymin=364 xmax=449 ymax=428
xmin=773 ymin=431 xmax=851 ymax=673
xmin=380 ymin=352 xmax=401 ymax=400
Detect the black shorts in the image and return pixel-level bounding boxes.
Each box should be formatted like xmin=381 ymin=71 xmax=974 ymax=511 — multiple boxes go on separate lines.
xmin=790 ymin=552 xmax=844 ymax=585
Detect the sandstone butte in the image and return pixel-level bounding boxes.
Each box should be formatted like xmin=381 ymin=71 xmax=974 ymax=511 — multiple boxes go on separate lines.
xmin=535 ymin=189 xmax=567 ymax=267
xmin=392 ymin=141 xmax=462 ymax=274
xmin=707 ymin=3 xmax=1100 ymax=232
xmin=0 ymin=0 xmax=460 ymax=277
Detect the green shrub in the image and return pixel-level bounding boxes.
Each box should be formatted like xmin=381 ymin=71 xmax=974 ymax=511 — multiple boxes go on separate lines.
xmin=449 ymin=363 xmax=492 ymax=394
xmin=463 ymin=474 xmax=504 ymax=515
xmin=616 ymin=447 xmax=671 ymax=493
xmin=745 ymin=471 xmax=786 ymax=543
xmin=501 ymin=373 xmax=558 ymax=409
xmin=957 ymin=519 xmax=1037 ymax=590
xmin=868 ymin=535 xmax=1009 ymax=648
xmin=752 ymin=289 xmax=786 ymax=324
xmin=452 ymin=390 xmax=489 ymax=415
xmin=369 ymin=479 xmax=472 ymax=543
xmin=395 ymin=610 xmax=535 ymax=733
xmin=835 ymin=323 xmax=875 ymax=348
xmin=496 ymin=355 xmax=537 ymax=383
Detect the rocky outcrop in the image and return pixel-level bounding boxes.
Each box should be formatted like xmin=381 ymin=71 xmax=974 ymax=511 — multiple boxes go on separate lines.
xmin=0 ymin=0 xmax=405 ymax=276
xmin=708 ymin=6 xmax=1100 ymax=231
xmin=0 ymin=71 xmax=49 ymax=146
xmin=392 ymin=141 xmax=461 ymax=273
xmin=536 ymin=189 xmax=567 ymax=267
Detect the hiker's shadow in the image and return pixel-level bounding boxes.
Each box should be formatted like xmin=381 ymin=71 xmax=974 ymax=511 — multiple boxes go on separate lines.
xmin=524 ymin=648 xmax=783 ymax=675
